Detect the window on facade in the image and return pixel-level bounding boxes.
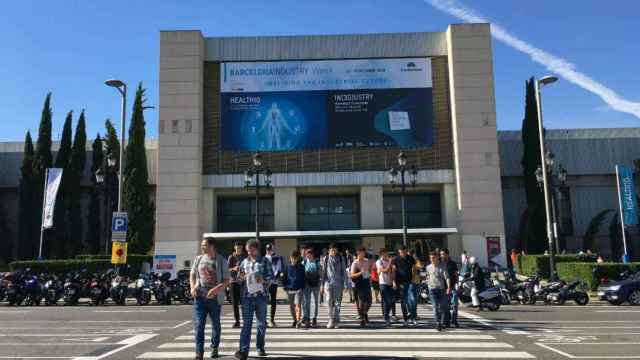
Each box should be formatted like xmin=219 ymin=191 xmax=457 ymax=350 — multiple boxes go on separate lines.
xmin=298 ymin=195 xmax=359 ymax=231
xmin=383 ymin=193 xmax=442 ymax=229
xmin=217 ymin=198 xmax=274 ymax=232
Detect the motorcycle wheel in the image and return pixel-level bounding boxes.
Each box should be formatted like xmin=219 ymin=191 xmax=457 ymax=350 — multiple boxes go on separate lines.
xmin=609 ymin=299 xmax=624 ymax=305
xmin=553 ymin=298 xmax=566 ymax=306
xmin=574 ymin=292 xmax=589 ymax=306
xmin=486 ymin=301 xmax=500 ymax=311
xmin=501 ymin=292 xmax=511 ymax=305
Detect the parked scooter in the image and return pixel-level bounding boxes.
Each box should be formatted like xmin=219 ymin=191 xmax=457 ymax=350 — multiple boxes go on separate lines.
xmin=152 ymin=272 xmax=173 ymax=305
xmin=89 ymin=271 xmax=111 ymax=306
xmin=110 ymin=272 xmax=130 ymax=306
xmin=458 ymin=274 xmax=502 ymax=311
xmin=532 ymin=278 xmax=566 ymax=305
xmin=173 ymin=270 xmax=192 ymax=305
xmin=43 ymin=273 xmax=64 ymax=306
xmin=5 ymin=271 xmax=25 ymax=306
xmin=0 ymin=273 xmax=8 ymax=303
xmin=547 ymin=280 xmax=589 ymax=305
xmin=22 ymin=269 xmax=43 ymax=306
xmin=63 ymin=271 xmax=85 ymax=306
xmin=134 ymin=272 xmax=153 ymax=306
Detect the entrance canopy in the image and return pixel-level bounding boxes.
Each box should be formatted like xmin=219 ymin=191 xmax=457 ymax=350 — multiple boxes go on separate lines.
xmin=203 ymin=228 xmax=458 ymax=240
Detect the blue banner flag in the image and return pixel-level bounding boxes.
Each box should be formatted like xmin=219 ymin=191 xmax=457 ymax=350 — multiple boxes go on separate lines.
xmin=616 ymin=165 xmax=638 ymax=226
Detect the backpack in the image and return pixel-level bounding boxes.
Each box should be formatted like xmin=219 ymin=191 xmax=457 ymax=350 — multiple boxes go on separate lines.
xmin=304 ymin=259 xmax=320 ymax=287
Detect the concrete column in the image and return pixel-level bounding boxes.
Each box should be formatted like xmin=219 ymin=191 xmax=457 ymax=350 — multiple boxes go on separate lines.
xmin=363 ymin=236 xmax=385 ymax=255
xmin=360 ymin=186 xmax=384 ymax=229
xmin=274 ymin=187 xmax=297 ymax=231
xmin=201 ymin=188 xmax=216 ymax=234
xmin=446 ymin=24 xmax=506 ymax=267
xmin=156 ymin=30 xmax=205 ymax=269
xmin=274 ymin=238 xmax=298 ymax=260
xmin=442 ymin=183 xmax=462 ymax=258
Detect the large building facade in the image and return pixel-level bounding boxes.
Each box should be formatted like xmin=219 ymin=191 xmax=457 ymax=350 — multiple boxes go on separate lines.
xmin=156 ymin=23 xmax=506 ymax=268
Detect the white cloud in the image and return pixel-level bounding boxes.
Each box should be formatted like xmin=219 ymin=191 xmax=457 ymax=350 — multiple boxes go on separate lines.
xmin=427 ymin=0 xmax=640 ymax=120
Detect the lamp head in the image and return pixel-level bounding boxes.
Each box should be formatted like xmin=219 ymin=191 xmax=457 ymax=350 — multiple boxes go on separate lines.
xmin=104 ymin=79 xmax=125 ymax=88
xmin=539 ymin=75 xmax=558 ymax=87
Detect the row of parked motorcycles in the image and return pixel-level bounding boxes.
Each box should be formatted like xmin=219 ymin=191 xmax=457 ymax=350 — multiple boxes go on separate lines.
xmin=0 ymin=268 xmax=193 ymax=306
xmin=493 ymin=270 xmax=590 ymax=306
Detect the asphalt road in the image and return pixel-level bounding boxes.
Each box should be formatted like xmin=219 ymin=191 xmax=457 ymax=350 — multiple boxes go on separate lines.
xmin=0 ymin=301 xmax=639 ymax=360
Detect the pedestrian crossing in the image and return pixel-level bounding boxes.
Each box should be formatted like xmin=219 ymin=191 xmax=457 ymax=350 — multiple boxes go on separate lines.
xmin=136 ymin=304 xmax=535 ymax=359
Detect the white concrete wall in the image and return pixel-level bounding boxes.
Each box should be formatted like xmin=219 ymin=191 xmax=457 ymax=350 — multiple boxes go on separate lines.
xmin=446 ymin=24 xmax=506 ymax=267
xmin=157 ymin=30 xmax=205 ymax=269
xmin=360 ymin=186 xmax=384 ymax=229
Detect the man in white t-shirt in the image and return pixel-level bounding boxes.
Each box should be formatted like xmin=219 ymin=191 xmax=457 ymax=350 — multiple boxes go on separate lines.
xmin=376 ymin=248 xmax=394 ymax=326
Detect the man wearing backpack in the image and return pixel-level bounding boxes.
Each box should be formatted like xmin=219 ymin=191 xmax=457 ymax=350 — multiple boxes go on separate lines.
xmin=302 ymin=246 xmax=321 ymax=328
xmin=190 ymin=237 xmax=230 ymax=359
xmin=320 ymin=242 xmax=347 ymax=329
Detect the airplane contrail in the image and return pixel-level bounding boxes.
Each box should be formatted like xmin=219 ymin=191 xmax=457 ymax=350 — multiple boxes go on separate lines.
xmin=427 ymin=0 xmax=640 ymax=120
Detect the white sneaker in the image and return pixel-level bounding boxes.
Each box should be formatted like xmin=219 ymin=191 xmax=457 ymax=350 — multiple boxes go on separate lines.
xmin=411 ymin=319 xmax=418 ymax=326
xmin=334 ymin=322 xmax=339 ymax=329
xmin=326 ymin=321 xmax=334 ymax=329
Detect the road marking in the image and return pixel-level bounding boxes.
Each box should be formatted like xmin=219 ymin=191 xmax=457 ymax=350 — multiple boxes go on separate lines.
xmin=502 ymin=327 xmax=531 ymax=335
xmin=536 ymin=342 xmax=640 ymax=359
xmin=0 ymin=311 xmax=32 ymax=314
xmin=172 ymin=320 xmax=191 ymax=329
xmin=138 ymin=351 xmax=535 ymax=358
xmin=0 ymin=342 xmax=119 ymax=346
xmin=160 ymin=341 xmax=514 ymax=349
xmin=64 ymin=337 xmax=110 ymax=342
xmin=536 ymin=343 xmax=577 ymax=359
xmin=72 ymin=333 xmax=157 ymax=360
xmin=596 ymin=310 xmax=640 ymax=313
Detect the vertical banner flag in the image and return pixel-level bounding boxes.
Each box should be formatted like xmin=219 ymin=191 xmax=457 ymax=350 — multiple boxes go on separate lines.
xmin=616 ymin=165 xmax=638 ymax=226
xmin=42 ymin=168 xmax=63 ymax=229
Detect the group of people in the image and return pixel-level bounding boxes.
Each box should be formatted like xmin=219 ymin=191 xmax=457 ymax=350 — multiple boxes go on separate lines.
xmin=189 ymin=236 xmax=469 ymax=360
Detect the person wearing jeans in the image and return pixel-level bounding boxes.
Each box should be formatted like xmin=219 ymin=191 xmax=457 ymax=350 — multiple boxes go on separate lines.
xmin=190 ymin=237 xmax=230 ymax=359
xmin=392 ymin=245 xmax=415 ymax=326
xmin=235 ymin=239 xmax=273 ymax=360
xmin=350 ymin=246 xmax=371 ymax=328
xmin=425 ymin=250 xmax=451 ymax=331
xmin=376 ymin=248 xmax=394 ymax=326
xmin=265 ymin=243 xmax=284 ymax=327
xmin=440 ymin=248 xmax=459 ymax=327
xmin=302 ymin=248 xmax=321 ymax=328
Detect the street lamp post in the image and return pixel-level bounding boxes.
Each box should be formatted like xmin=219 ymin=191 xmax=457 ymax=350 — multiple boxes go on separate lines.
xmin=244 ymin=154 xmax=272 ymax=243
xmin=95 ymin=151 xmax=117 ymax=255
xmin=389 ymin=152 xmax=418 ymax=247
xmin=535 ymin=153 xmax=568 ymax=257
xmin=533 ymin=75 xmax=558 ymax=279
xmin=104 ymin=79 xmax=127 ymax=212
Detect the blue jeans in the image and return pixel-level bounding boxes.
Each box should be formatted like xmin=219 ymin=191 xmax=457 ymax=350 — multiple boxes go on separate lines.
xmin=303 ymin=285 xmax=319 ymax=321
xmin=192 ymin=297 xmax=221 ymax=354
xmin=408 ymin=283 xmax=418 ymax=320
xmin=399 ymin=283 xmax=415 ymax=321
xmin=380 ymin=284 xmax=394 ymax=320
xmin=240 ymin=294 xmax=267 ymax=353
xmin=429 ymin=288 xmax=446 ymax=325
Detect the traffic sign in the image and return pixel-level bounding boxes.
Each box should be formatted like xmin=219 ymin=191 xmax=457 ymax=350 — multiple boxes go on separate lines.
xmin=111 ymin=242 xmax=128 ymax=264
xmin=111 ymin=212 xmax=128 ymax=242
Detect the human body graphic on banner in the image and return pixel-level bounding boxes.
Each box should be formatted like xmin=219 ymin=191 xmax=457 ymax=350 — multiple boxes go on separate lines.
xmin=219 ymin=58 xmax=433 ymax=152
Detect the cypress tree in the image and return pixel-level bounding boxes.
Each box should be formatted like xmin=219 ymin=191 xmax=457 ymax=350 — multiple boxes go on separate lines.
xmin=104 ymin=119 xmax=120 ymax=217
xmin=17 ymin=132 xmax=35 ymax=260
xmin=68 ymin=110 xmax=87 ymax=255
xmin=518 ymin=78 xmax=547 ymax=253
xmin=51 ymin=111 xmax=73 ymax=258
xmin=124 ymin=84 xmax=154 ymax=254
xmin=86 ymin=134 xmax=104 ymax=254
xmin=0 ymin=204 xmax=11 ymax=265
xmin=32 ymin=93 xmax=53 ymax=258
xmin=609 ymin=212 xmax=623 ymax=261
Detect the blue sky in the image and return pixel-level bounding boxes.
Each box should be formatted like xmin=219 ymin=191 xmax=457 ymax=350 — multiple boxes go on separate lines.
xmin=0 ymin=0 xmax=638 ymax=141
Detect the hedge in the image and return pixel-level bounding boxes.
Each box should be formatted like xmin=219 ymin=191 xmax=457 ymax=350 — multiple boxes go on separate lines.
xmin=556 ymin=262 xmax=640 ymax=291
xmin=517 ymin=254 xmax=597 ymax=278
xmin=9 ymin=256 xmax=153 ymax=275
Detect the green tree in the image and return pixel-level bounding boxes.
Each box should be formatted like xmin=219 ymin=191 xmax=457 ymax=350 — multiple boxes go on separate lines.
xmin=124 ymin=84 xmax=154 ymax=253
xmin=583 ymin=209 xmax=614 ymax=252
xmin=68 ymin=110 xmax=87 ymax=255
xmin=0 ymin=195 xmax=13 ymax=264
xmin=86 ymin=134 xmax=104 ymax=254
xmin=32 ymin=93 xmax=53 ymax=258
xmin=104 ymin=119 xmax=120 ymax=217
xmin=17 ymin=132 xmax=35 ymax=260
xmin=51 ymin=111 xmax=73 ymax=258
xmin=609 ymin=212 xmax=623 ymax=261
xmin=518 ymin=78 xmax=547 ymax=253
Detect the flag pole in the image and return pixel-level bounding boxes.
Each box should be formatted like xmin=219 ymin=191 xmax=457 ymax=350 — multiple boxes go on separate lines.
xmin=615 ymin=165 xmax=630 ymax=263
xmin=38 ymin=168 xmax=49 ymax=260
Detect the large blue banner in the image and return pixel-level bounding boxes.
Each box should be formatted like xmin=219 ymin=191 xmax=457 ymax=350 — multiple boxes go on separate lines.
xmin=616 ymin=165 xmax=638 ymax=226
xmin=219 ymin=58 xmax=433 ymax=152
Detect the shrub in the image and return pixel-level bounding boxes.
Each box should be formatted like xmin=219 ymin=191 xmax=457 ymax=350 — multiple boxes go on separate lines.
xmin=9 ymin=255 xmax=153 ymax=275
xmin=517 ymin=254 xmax=597 ymax=278
xmin=556 ymin=262 xmax=640 ymax=291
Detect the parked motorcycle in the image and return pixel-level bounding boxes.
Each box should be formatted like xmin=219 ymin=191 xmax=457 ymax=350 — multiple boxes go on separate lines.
xmin=0 ymin=273 xmax=7 ymax=302
xmin=110 ymin=273 xmax=130 ymax=306
xmin=22 ymin=269 xmax=43 ymax=306
xmin=89 ymin=271 xmax=111 ymax=306
xmin=5 ymin=271 xmax=25 ymax=306
xmin=458 ymin=274 xmax=502 ymax=311
xmin=152 ymin=272 xmax=173 ymax=305
xmin=173 ymin=270 xmax=192 ymax=305
xmin=547 ymin=280 xmax=589 ymax=305
xmin=134 ymin=272 xmax=153 ymax=305
xmin=63 ymin=271 xmax=85 ymax=306
xmin=533 ymin=278 xmax=566 ymax=305
xmin=43 ymin=273 xmax=64 ymax=306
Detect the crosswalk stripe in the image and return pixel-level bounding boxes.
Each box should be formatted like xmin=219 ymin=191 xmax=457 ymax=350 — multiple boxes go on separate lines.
xmin=159 ymin=341 xmax=514 ymax=349
xmin=179 ymin=328 xmax=480 ymax=338
xmin=177 ymin=333 xmax=494 ymax=341
xmin=137 ymin=351 xmax=535 ymax=358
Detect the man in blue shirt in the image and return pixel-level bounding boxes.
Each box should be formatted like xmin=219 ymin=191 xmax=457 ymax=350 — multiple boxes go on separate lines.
xmin=235 ymin=239 xmax=273 ymax=360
